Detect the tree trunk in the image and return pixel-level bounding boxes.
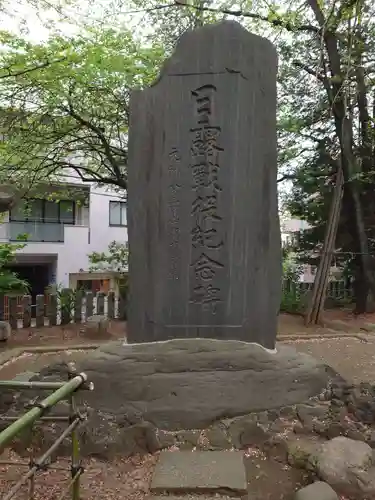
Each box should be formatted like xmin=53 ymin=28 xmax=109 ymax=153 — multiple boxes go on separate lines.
xmin=353 ymin=259 xmax=369 ymax=314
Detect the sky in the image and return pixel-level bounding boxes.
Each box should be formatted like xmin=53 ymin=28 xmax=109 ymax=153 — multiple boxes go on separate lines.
xmin=0 ymin=0 xmax=148 ymax=42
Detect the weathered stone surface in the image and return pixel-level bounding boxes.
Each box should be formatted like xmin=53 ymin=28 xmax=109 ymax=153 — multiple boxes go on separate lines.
xmin=12 ymin=371 xmax=37 ymax=382
xmin=229 ymin=419 xmax=269 ymax=449
xmin=316 ymin=437 xmax=375 ymax=497
xmin=127 ymin=21 xmax=281 ymax=349
xmin=287 ymin=438 xmax=321 ymax=471
xmin=295 ymin=482 xmax=338 ymax=500
xmin=205 ymin=426 xmax=231 ymax=450
xmin=176 ymin=430 xmax=201 ymax=449
xmin=76 ymin=339 xmax=334 ymax=431
xmin=85 ymin=315 xmax=110 ymax=339
xmin=150 ymin=451 xmax=247 ymax=494
xmin=0 ymin=320 xmax=10 ymax=341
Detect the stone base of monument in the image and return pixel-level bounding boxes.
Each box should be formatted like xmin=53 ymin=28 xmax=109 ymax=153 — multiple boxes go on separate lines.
xmin=72 ymin=338 xmax=335 ymax=430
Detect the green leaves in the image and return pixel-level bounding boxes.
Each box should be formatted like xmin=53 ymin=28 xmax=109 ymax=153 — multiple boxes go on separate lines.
xmin=88 ymin=240 xmax=128 ymax=276
xmin=0 ymin=26 xmax=166 ymax=192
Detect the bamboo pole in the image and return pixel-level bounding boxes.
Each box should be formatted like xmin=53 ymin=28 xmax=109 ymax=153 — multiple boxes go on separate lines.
xmin=1 ymin=418 xmax=81 ymax=500
xmin=0 ymin=373 xmax=91 ymax=454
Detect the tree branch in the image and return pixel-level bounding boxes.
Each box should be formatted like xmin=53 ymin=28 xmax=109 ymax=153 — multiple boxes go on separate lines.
xmin=174 ymin=1 xmax=320 ymax=33
xmin=0 ymin=58 xmax=66 ymax=80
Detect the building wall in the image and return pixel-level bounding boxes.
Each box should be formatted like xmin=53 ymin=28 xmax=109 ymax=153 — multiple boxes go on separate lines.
xmin=0 ymin=184 xmax=128 ymax=288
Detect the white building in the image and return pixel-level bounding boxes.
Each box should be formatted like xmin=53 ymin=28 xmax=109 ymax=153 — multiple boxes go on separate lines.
xmin=0 ymin=180 xmax=127 ymax=295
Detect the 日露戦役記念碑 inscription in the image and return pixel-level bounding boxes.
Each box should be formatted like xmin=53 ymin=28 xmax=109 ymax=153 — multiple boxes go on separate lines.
xmin=189 ymin=84 xmax=224 ymax=313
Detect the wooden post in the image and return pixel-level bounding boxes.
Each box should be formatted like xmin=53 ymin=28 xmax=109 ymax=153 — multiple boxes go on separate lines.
xmin=118 ymin=294 xmax=127 ymax=320
xmin=35 ymin=295 xmax=45 ymax=327
xmin=107 ymin=292 xmax=115 ymax=319
xmin=8 ymin=296 xmax=18 ymax=330
xmin=96 ymin=292 xmax=105 ymax=316
xmin=85 ymin=292 xmax=94 ymax=319
xmin=48 ymin=294 xmax=57 ymax=326
xmin=22 ymin=295 xmax=32 ymax=328
xmin=74 ymin=291 xmax=83 ymax=324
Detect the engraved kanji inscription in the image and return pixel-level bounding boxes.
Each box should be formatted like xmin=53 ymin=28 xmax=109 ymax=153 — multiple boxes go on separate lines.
xmin=191 ymin=252 xmax=224 ymax=281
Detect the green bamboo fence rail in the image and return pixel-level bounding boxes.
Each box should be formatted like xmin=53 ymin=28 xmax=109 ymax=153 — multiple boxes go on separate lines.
xmin=0 ymin=372 xmax=94 ymax=500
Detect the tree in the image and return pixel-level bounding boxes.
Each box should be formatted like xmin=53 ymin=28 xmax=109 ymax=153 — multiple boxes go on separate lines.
xmin=88 ymin=240 xmax=128 ymax=276
xmin=0 ymin=242 xmax=29 ymax=294
xmin=0 ymin=28 xmax=165 ymax=193
xmin=88 ymin=240 xmax=129 ymax=304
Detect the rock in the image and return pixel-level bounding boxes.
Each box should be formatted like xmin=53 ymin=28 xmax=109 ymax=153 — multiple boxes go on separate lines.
xmin=84 ymin=315 xmax=110 ymax=339
xmin=0 ymin=321 xmax=11 ymax=341
xmin=316 ymin=436 xmax=375 ymax=497
xmin=229 ymin=419 xmax=269 ymax=449
xmin=80 ymin=414 xmax=161 ymax=459
xmin=157 ymin=430 xmax=176 ymax=449
xmin=295 ymin=481 xmax=338 ymax=500
xmin=287 ymin=438 xmax=321 ymax=471
xmin=76 ymin=339 xmax=335 ymax=431
xmin=176 ymin=430 xmax=201 ymax=449
xmin=150 ymin=451 xmax=248 ymax=495
xmin=205 ymin=426 xmax=231 ymax=450
xmin=367 ymin=430 xmax=375 ymax=448
xmin=346 ymin=428 xmax=367 ymax=442
xmin=325 ymin=422 xmax=348 ymax=439
xmin=296 ymin=404 xmax=328 ymax=431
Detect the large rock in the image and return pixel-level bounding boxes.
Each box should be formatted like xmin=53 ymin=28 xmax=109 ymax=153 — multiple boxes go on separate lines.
xmin=76 ymin=339 xmax=335 ymax=431
xmin=316 ymin=437 xmax=375 ymax=498
xmin=295 ymin=482 xmax=338 ymax=500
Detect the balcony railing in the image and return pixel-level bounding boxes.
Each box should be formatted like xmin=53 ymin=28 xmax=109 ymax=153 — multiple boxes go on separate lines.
xmin=9 ymin=221 xmax=65 ymax=243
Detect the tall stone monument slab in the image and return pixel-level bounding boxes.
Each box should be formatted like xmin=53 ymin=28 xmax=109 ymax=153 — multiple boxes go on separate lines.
xmin=127 ymin=21 xmax=281 ymax=349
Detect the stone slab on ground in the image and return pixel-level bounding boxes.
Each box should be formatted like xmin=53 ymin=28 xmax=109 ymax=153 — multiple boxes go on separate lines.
xmin=76 ymin=338 xmax=337 ymax=430
xmin=150 ymin=451 xmax=247 ymax=495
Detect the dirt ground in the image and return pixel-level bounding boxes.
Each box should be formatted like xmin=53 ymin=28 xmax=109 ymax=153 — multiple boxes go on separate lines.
xmin=0 ymin=320 xmax=126 ymax=349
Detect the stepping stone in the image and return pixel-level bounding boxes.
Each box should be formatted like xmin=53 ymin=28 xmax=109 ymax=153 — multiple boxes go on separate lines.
xmin=151 ymin=451 xmax=247 ymax=496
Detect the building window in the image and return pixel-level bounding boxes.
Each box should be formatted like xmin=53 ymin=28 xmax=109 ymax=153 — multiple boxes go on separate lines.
xmin=10 ymin=199 xmax=76 ymax=224
xmin=109 ymin=201 xmax=127 ymax=226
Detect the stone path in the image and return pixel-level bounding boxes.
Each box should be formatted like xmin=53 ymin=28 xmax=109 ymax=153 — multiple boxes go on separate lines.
xmin=150 ymin=451 xmax=247 ymax=498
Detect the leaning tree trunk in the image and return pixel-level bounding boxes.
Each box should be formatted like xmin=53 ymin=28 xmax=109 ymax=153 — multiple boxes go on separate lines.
xmin=307 ymin=0 xmax=375 ymax=311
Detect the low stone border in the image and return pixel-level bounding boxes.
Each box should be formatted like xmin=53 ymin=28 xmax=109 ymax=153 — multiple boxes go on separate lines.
xmin=278 ymin=332 xmax=370 ymax=341
xmin=0 ymin=343 xmax=102 ymax=368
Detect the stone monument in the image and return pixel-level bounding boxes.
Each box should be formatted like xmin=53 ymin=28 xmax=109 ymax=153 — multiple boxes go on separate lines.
xmin=127 ymin=21 xmax=282 ymax=349
xmin=19 ymin=24 xmax=339 ymax=456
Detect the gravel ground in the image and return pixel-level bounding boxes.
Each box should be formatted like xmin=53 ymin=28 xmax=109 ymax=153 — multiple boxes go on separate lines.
xmin=284 ymin=336 xmax=375 ymax=383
